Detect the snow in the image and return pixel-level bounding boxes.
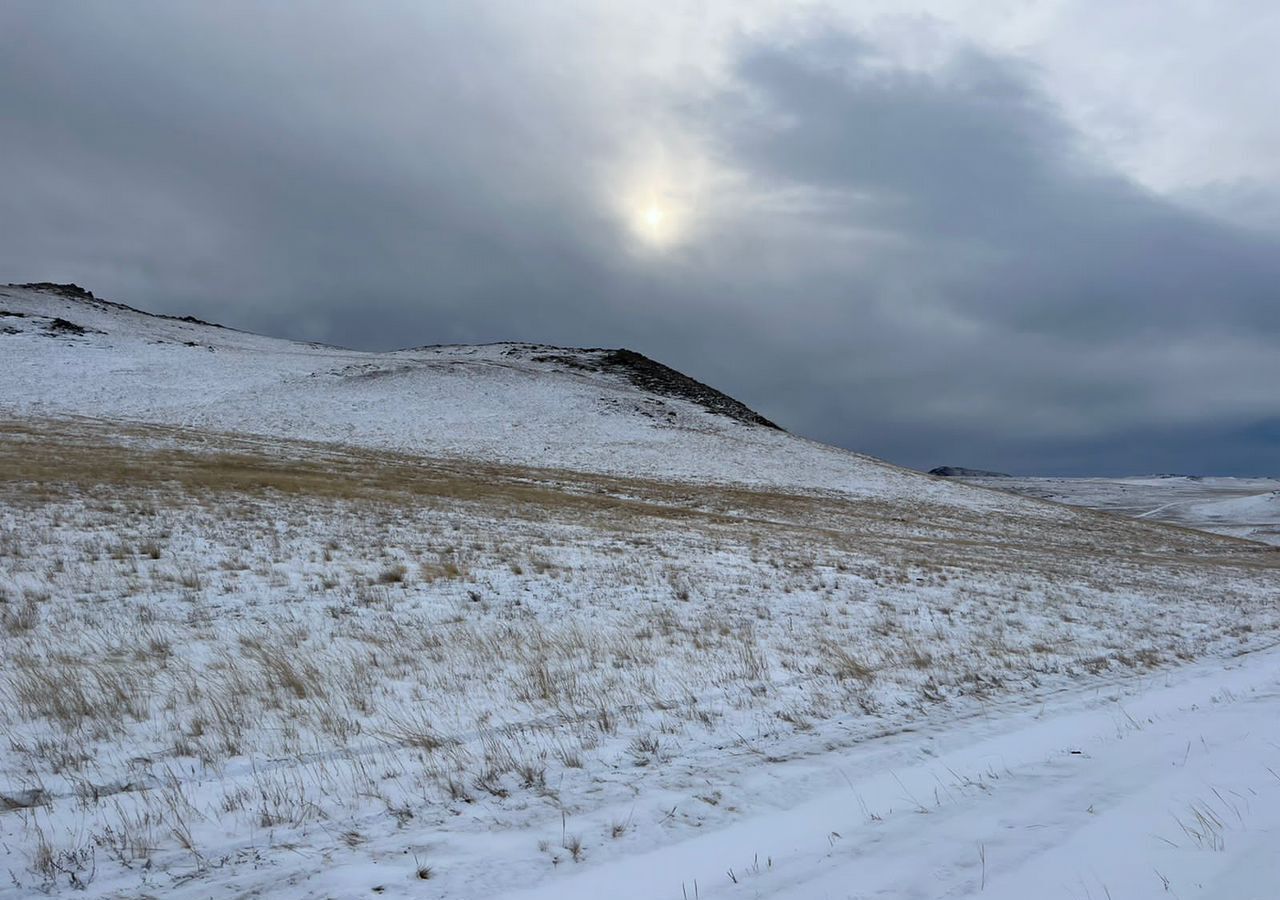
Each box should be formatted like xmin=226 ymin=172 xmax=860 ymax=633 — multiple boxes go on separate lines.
xmin=500 ymin=644 xmax=1280 ymax=900
xmin=958 ymin=474 xmax=1280 ymax=547
xmin=2 ymin=418 xmax=1276 ymax=898
xmin=1189 ymin=489 xmax=1280 ymax=523
xmin=0 ymin=284 xmax=1006 ymax=511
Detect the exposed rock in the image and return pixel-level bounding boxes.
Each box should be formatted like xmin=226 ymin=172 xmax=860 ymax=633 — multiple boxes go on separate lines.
xmin=7 ymin=282 xmax=225 ymax=328
xmin=529 ymin=347 xmax=781 ymax=429
xmin=16 ymin=282 xmax=95 ymax=300
xmin=929 ymin=466 xmax=1012 ymax=478
xmin=47 ymin=317 xmax=88 ymax=336
xmin=598 ymin=350 xmax=781 ymax=430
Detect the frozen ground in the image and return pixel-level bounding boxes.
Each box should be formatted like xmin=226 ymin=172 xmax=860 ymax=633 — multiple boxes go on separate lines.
xmin=2 ymin=285 xmax=1278 ymax=897
xmin=503 ymin=642 xmax=1280 ymax=900
xmin=957 ymin=475 xmax=1280 ymax=547
xmin=1 ymin=421 xmax=1276 ymax=898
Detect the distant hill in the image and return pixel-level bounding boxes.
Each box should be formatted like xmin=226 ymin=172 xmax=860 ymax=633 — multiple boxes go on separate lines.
xmin=929 ymin=466 xmax=1011 ymax=478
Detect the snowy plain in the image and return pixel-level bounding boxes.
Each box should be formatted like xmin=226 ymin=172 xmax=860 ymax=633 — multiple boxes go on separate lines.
xmin=955 ymin=475 xmax=1280 ymax=548
xmin=1 ymin=284 xmax=1278 ymax=898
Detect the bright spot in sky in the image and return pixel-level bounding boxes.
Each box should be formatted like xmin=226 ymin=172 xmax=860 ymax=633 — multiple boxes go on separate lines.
xmin=612 ymin=142 xmax=714 ymax=251
xmin=633 ymin=198 xmax=676 ymax=247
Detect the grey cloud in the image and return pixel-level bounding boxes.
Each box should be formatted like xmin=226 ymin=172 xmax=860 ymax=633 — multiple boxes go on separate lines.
xmin=717 ymin=35 xmax=1280 ymax=337
xmin=679 ymin=33 xmax=1280 ymax=471
xmin=1 ymin=5 xmax=1277 ymax=475
xmin=0 ymin=3 xmax=630 ymax=342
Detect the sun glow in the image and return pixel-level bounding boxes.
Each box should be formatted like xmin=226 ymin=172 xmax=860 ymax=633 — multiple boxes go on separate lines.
xmin=613 ymin=143 xmax=713 ymax=250
xmin=630 ymin=195 xmax=678 ymax=247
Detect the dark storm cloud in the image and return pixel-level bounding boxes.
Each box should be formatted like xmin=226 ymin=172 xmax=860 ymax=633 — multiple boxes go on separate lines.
xmin=0 ymin=3 xmax=632 ymax=345
xmin=1 ymin=5 xmax=1277 ymax=475
xmin=678 ymin=33 xmax=1280 ymax=473
xmin=723 ymin=37 xmax=1280 ymax=339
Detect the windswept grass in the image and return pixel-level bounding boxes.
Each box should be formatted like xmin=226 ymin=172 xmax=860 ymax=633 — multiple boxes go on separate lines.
xmin=1 ymin=417 xmax=1277 ymax=893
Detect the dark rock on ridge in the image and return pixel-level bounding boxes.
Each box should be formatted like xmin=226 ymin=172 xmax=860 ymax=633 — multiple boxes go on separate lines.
xmin=929 ymin=466 xmax=1011 ymax=478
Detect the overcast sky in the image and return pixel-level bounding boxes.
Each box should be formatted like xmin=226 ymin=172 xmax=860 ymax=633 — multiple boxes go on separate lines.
xmin=3 ymin=1 xmax=1278 ymax=475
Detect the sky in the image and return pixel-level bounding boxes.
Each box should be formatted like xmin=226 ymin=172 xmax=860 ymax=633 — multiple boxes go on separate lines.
xmin=2 ymin=1 xmax=1278 ymax=476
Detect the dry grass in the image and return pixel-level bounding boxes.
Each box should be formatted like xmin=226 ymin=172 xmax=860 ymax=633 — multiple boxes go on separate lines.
xmin=1 ymin=417 xmax=1277 ymax=892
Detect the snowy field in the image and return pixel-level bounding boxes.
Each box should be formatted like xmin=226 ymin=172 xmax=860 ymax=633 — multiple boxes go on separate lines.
xmin=956 ymin=475 xmax=1280 ymax=548
xmin=2 ymin=285 xmax=1279 ymax=897
xmin=1 ymin=420 xmax=1277 ymax=898
xmin=508 ymin=644 xmax=1280 ymax=900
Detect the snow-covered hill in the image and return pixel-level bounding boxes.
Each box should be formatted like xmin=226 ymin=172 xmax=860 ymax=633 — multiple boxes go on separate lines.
xmin=1 ymin=282 xmax=991 ymax=508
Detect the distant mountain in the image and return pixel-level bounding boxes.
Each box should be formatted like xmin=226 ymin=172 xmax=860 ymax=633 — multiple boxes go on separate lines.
xmin=929 ymin=466 xmax=1011 ymax=478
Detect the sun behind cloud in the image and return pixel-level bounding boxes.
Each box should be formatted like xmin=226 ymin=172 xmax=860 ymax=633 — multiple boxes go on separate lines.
xmin=613 ymin=131 xmax=743 ymax=252
xmin=611 ymin=139 xmax=709 ymax=251
xmin=639 ymin=202 xmax=668 ymax=239
xmin=623 ymin=187 xmax=685 ymax=249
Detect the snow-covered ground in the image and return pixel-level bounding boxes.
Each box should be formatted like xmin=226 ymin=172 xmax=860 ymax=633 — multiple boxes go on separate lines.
xmin=2 ymin=420 xmax=1276 ymax=898
xmin=502 ymin=643 xmax=1280 ymax=900
xmin=0 ymin=283 xmax=987 ymax=508
xmin=2 ymin=284 xmax=1278 ymax=897
xmin=957 ymin=475 xmax=1280 ymax=547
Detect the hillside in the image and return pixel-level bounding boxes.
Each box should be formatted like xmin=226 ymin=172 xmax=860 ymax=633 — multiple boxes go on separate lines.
xmin=2 ymin=284 xmax=1279 ymax=899
xmin=1 ymin=283 xmax=983 ymax=508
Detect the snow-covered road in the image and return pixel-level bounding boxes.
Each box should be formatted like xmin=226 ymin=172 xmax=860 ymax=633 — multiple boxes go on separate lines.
xmin=500 ymin=645 xmax=1280 ymax=900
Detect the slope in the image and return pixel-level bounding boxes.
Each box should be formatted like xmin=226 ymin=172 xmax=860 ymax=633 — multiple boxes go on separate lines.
xmin=2 ymin=282 xmax=982 ymax=508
